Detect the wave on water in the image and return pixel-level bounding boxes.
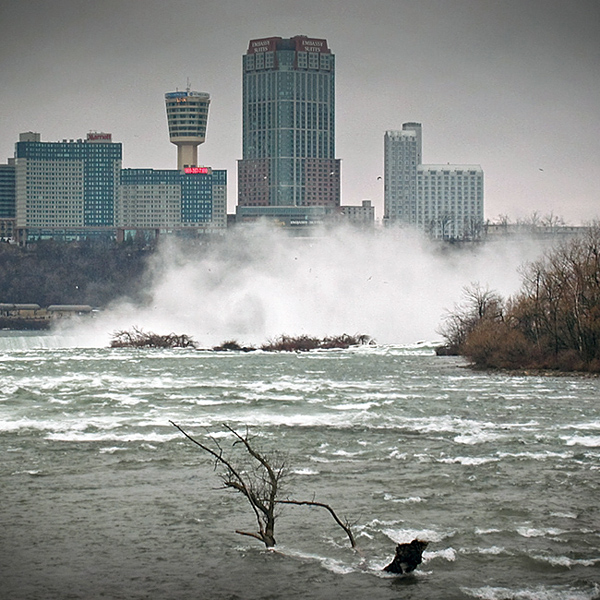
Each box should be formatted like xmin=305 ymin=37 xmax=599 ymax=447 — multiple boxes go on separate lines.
xmin=527 ymin=553 xmax=600 ymax=568
xmin=516 ymin=526 xmax=566 ymax=538
xmin=462 ymin=583 xmax=600 ymax=600
xmin=378 ymin=525 xmax=455 ymax=544
xmin=562 ymin=435 xmax=600 ymax=447
xmin=45 ymin=431 xmax=180 ymax=443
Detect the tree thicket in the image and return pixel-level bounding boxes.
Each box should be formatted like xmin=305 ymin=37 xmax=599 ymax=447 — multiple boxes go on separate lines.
xmin=111 ymin=327 xmax=198 ymax=349
xmin=438 ymin=225 xmax=600 ymax=372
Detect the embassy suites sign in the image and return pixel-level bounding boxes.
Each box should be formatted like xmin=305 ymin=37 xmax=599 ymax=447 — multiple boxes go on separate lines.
xmin=298 ymin=38 xmax=327 ymax=52
xmin=248 ymin=36 xmax=330 ymax=54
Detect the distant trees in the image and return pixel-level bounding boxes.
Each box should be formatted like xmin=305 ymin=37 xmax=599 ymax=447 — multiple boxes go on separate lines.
xmin=0 ymin=240 xmax=152 ymax=306
xmin=438 ymin=225 xmax=600 ymax=372
xmin=111 ymin=332 xmax=374 ymax=352
xmin=258 ymin=333 xmax=373 ymax=352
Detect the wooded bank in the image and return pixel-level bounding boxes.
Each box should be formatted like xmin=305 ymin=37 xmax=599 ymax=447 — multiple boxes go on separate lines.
xmin=438 ymin=225 xmax=600 ymax=372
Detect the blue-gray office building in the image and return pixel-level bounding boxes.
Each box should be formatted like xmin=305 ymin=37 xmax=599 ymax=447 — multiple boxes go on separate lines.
xmin=117 ymin=167 xmax=227 ymax=236
xmin=238 ymin=35 xmax=340 ymax=222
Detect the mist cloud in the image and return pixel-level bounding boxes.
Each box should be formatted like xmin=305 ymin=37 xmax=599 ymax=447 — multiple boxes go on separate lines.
xmin=63 ymin=224 xmax=553 ymax=348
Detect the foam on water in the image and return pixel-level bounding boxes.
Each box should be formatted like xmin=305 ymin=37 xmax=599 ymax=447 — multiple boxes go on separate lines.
xmin=528 ymin=553 xmax=599 ymax=568
xmin=462 ymin=584 xmax=600 ymax=600
xmin=563 ymin=435 xmax=600 ymax=447
xmin=45 ymin=431 xmax=180 ymax=442
xmin=380 ymin=526 xmax=455 ymax=544
xmin=438 ymin=456 xmax=500 ymax=465
xmin=516 ymin=526 xmax=567 ymax=538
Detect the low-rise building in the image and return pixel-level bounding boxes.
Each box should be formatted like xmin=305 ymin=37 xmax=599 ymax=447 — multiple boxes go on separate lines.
xmin=340 ymin=200 xmax=375 ymax=226
xmin=116 ymin=167 xmax=227 ymax=239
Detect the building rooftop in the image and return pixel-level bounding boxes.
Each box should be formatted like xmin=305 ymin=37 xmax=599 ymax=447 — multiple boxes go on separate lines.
xmin=418 ymin=164 xmax=483 ymax=172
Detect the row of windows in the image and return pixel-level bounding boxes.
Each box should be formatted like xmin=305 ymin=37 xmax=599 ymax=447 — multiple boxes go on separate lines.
xmin=244 ymin=71 xmax=333 ymax=103
xmin=245 ymin=51 xmax=332 ymax=72
xmin=166 ymin=105 xmax=209 ymax=113
xmin=423 ymin=171 xmax=480 ymax=176
xmin=168 ymin=118 xmax=208 ymax=125
xmin=17 ymin=147 xmax=121 ymax=160
xmin=168 ymin=126 xmax=207 ymax=133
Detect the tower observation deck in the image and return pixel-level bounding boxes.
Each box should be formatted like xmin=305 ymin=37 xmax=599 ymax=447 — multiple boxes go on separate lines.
xmin=165 ymin=89 xmax=210 ymax=171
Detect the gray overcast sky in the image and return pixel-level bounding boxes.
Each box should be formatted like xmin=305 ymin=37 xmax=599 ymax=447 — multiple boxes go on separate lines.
xmin=1 ymin=0 xmax=598 ymax=222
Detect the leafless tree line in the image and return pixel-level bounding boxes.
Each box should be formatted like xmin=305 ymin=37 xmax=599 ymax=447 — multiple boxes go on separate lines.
xmin=439 ymin=224 xmax=600 ymax=371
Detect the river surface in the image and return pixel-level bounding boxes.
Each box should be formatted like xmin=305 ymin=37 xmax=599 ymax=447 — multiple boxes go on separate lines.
xmin=1 ymin=332 xmax=599 ymax=599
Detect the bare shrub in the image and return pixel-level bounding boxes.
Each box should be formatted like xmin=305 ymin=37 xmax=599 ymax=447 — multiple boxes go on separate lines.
xmin=212 ymin=340 xmax=256 ymax=352
xmin=110 ymin=327 xmax=198 ymax=349
xmin=170 ymin=422 xmax=356 ymax=549
xmin=261 ymin=333 xmax=373 ymax=352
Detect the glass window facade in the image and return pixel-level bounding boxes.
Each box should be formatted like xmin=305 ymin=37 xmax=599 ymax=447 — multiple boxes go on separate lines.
xmin=15 ymin=137 xmax=122 ymax=229
xmin=0 ymin=163 xmax=16 ymax=219
xmin=118 ymin=168 xmax=226 ymax=229
xmin=239 ymin=36 xmax=340 ymax=208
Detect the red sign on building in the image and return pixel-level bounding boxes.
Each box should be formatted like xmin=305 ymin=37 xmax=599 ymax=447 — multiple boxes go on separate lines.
xmin=87 ymin=132 xmax=112 ymax=142
xmin=184 ymin=167 xmax=211 ymax=174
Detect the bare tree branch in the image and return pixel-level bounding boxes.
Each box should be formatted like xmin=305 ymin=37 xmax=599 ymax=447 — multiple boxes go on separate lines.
xmin=170 ymin=421 xmax=281 ymax=547
xmin=170 ymin=421 xmax=357 ymax=550
xmin=277 ymin=499 xmax=356 ymax=548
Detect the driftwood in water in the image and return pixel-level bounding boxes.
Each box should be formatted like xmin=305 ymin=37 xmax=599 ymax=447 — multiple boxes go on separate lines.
xmin=383 ymin=539 xmax=429 ymax=574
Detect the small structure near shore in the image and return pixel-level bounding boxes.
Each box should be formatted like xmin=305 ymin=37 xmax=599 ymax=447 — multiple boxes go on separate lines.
xmin=0 ymin=303 xmax=94 ymax=330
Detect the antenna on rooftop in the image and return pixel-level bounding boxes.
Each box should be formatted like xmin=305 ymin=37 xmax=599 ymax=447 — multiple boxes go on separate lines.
xmin=186 ymin=77 xmax=191 ymax=92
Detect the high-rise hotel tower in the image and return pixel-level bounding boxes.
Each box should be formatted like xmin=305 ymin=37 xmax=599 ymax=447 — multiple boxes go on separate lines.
xmin=384 ymin=123 xmax=484 ymax=240
xmin=14 ymin=132 xmax=122 ymax=243
xmin=238 ymin=36 xmax=340 ymax=215
xmin=165 ymin=88 xmax=210 ymax=170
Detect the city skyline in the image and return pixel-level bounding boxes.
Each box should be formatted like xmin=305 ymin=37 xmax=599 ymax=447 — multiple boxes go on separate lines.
xmin=1 ymin=0 xmax=599 ymax=223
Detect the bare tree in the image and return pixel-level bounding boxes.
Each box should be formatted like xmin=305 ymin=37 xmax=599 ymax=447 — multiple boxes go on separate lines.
xmin=437 ymin=283 xmax=504 ymax=353
xmin=170 ymin=421 xmax=356 ymax=549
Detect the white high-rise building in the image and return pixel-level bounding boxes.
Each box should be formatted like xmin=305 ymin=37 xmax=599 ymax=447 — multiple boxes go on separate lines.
xmin=384 ymin=123 xmax=422 ymax=225
xmin=384 ymin=123 xmax=484 ymax=240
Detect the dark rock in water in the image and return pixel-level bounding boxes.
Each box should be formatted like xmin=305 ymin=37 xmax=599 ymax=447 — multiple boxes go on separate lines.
xmin=435 ymin=344 xmax=459 ymax=356
xmin=383 ymin=539 xmax=429 ymax=574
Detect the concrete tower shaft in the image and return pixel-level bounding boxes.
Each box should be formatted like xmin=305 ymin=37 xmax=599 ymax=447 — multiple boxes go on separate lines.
xmin=165 ymin=90 xmax=210 ymax=171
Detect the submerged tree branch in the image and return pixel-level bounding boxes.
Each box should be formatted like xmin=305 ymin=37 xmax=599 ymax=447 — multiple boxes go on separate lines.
xmin=170 ymin=421 xmax=356 ymax=550
xmin=170 ymin=420 xmax=281 ymax=547
xmin=277 ymin=499 xmax=356 ymax=548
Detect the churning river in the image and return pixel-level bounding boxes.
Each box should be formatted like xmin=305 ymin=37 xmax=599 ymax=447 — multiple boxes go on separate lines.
xmin=1 ymin=331 xmax=599 ymax=600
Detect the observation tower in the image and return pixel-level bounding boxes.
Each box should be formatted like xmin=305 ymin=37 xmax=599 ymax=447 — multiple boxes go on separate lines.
xmin=165 ymin=86 xmax=210 ymax=170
